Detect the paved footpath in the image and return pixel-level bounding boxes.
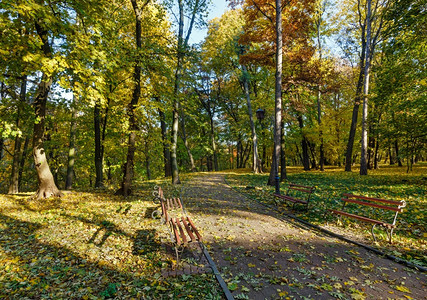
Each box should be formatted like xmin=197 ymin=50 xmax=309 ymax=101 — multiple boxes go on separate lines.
xmin=181 ymin=173 xmax=426 ymax=300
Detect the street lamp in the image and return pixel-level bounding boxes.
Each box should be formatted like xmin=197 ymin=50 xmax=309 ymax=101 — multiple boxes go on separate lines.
xmin=256 ymin=108 xmax=265 ymax=121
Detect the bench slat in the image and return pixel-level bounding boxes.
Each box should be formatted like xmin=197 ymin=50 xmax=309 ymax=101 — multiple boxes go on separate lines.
xmin=289 ymin=187 xmax=313 ymax=194
xmin=341 ymin=198 xmax=403 ymax=212
xmin=181 ymin=216 xmax=196 ymax=241
xmin=170 ymin=218 xmax=182 ymax=245
xmin=175 ymin=218 xmax=188 ymax=245
xmin=290 ymin=183 xmax=314 ymax=190
xmin=343 ymin=193 xmax=405 ymax=206
xmin=186 ymin=216 xmax=202 ymax=241
xmin=329 ymin=209 xmax=395 ymax=228
xmin=274 ymin=193 xmax=307 ymax=204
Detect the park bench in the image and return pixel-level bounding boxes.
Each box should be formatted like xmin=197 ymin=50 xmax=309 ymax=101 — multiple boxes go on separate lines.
xmin=328 ymin=193 xmax=406 ymax=243
xmin=152 ymin=186 xmax=203 ymax=262
xmin=273 ymin=183 xmax=315 ymax=210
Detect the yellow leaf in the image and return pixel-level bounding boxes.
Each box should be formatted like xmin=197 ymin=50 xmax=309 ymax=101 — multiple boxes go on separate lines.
xmin=351 ymin=293 xmax=366 ymax=300
xmin=279 ymin=290 xmax=288 ymax=297
xmin=334 ymin=283 xmax=342 ymax=289
xmin=248 ymin=263 xmax=255 ymax=267
xmin=404 ymin=295 xmax=414 ymax=299
xmin=349 ymin=277 xmax=358 ymax=282
xmin=395 ymin=285 xmax=411 ymax=293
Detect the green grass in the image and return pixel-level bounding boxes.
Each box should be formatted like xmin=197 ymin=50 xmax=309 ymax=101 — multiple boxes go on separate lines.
xmin=225 ymin=164 xmax=427 ymax=267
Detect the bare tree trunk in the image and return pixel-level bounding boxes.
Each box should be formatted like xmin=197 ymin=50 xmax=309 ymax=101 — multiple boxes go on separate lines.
xmin=237 ymin=139 xmax=241 ymax=168
xmin=32 ymin=21 xmax=61 ymax=200
xmin=94 ymin=101 xmax=104 ymax=188
xmin=9 ymin=76 xmax=27 ymax=194
xmin=171 ymin=0 xmax=201 ymax=183
xmin=145 ymin=140 xmax=151 ymax=180
xmin=373 ymin=138 xmax=379 ymax=169
xmin=268 ymin=0 xmax=282 ymax=193
xmin=345 ymin=20 xmax=366 ymax=172
xmin=0 ymin=138 xmax=4 ymax=161
xmin=116 ymin=0 xmax=146 ymax=196
xmin=180 ymin=114 xmax=196 ymax=171
xmin=360 ymin=0 xmax=372 ymax=175
xmin=317 ymin=87 xmax=325 ymax=171
xmin=171 ymin=0 xmax=185 ymax=184
xmin=395 ymin=140 xmax=403 ymax=167
xmin=315 ymin=5 xmax=325 ymax=171
xmin=65 ymin=90 xmax=78 ymax=190
xmin=280 ymin=121 xmax=287 ymax=180
xmin=159 ymin=108 xmax=171 ymax=177
xmin=297 ymin=115 xmax=310 ymax=171
xmin=242 ymin=65 xmax=261 ymax=173
xmin=18 ymin=136 xmax=30 ymax=190
xmin=309 ymin=141 xmax=317 ymax=170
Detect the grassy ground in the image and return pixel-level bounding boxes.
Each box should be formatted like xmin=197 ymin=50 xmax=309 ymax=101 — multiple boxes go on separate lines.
xmin=0 ymin=178 xmax=222 ymax=299
xmin=224 ymin=164 xmax=427 ymax=269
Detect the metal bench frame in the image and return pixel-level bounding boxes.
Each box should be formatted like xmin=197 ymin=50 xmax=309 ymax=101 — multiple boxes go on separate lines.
xmin=152 ymin=186 xmax=203 ymax=263
xmin=328 ymin=193 xmax=406 ymax=243
xmin=274 ymin=183 xmax=315 ymax=210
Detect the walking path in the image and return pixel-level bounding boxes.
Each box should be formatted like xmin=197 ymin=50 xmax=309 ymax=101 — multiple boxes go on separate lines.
xmin=181 ymin=173 xmax=426 ymax=299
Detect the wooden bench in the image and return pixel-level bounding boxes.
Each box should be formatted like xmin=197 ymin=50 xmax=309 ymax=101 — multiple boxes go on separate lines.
xmin=152 ymin=186 xmax=203 ymax=262
xmin=328 ymin=193 xmax=406 ymax=243
xmin=273 ymin=183 xmax=315 ymax=210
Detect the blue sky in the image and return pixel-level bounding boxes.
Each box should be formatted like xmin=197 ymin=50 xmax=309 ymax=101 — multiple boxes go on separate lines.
xmin=189 ymin=0 xmax=229 ymax=44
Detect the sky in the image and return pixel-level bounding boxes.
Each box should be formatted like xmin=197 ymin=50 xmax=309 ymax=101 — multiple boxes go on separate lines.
xmin=189 ymin=0 xmax=229 ymax=44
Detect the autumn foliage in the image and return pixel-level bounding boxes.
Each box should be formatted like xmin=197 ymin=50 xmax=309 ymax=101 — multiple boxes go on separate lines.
xmin=238 ymin=0 xmax=316 ymax=86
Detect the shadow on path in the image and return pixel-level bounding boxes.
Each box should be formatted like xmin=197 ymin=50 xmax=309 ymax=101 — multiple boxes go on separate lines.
xmin=181 ymin=172 xmax=426 ymax=299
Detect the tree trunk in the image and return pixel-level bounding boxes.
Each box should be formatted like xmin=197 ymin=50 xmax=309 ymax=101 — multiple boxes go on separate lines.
xmin=171 ymin=0 xmax=199 ymax=184
xmin=388 ymin=146 xmax=394 ymax=165
xmin=280 ymin=121 xmax=287 ymax=181
xmin=116 ymin=0 xmax=143 ymax=195
xmin=145 ymin=140 xmax=151 ymax=180
xmin=315 ymin=8 xmax=325 ymax=171
xmin=171 ymin=0 xmax=184 ymax=185
xmin=268 ymin=0 xmax=282 ymax=193
xmin=360 ymin=0 xmax=372 ymax=176
xmin=345 ymin=29 xmax=366 ymax=172
xmin=242 ymin=65 xmax=261 ymax=173
xmin=297 ymin=115 xmax=310 ymax=171
xmin=159 ymin=108 xmax=172 ymax=177
xmin=180 ymin=114 xmax=196 ymax=171
xmin=209 ymin=115 xmax=219 ymax=171
xmin=9 ymin=76 xmax=27 ymax=194
xmin=0 ymin=137 xmax=4 ymax=161
xmin=373 ymin=138 xmax=379 ymax=169
xmin=367 ymin=134 xmax=375 ymax=170
xmin=242 ymin=143 xmax=252 ymax=168
xmin=18 ymin=136 xmax=30 ymax=190
xmin=94 ymin=101 xmax=104 ymax=188
xmin=309 ymin=141 xmax=317 ymax=170
xmin=32 ymin=21 xmax=61 ymax=200
xmin=236 ymin=139 xmax=241 ymax=168
xmin=395 ymin=140 xmax=403 ymax=167
xmin=317 ymin=87 xmax=325 ymax=171
xmin=65 ymin=91 xmax=78 ymax=190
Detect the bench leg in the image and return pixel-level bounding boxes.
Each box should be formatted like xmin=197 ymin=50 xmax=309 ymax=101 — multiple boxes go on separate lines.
xmin=151 ymin=208 xmax=161 ymax=220
xmin=195 ymin=241 xmax=205 ymax=262
xmin=388 ymin=227 xmax=394 ymax=244
xmin=371 ymin=224 xmax=378 ymax=243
